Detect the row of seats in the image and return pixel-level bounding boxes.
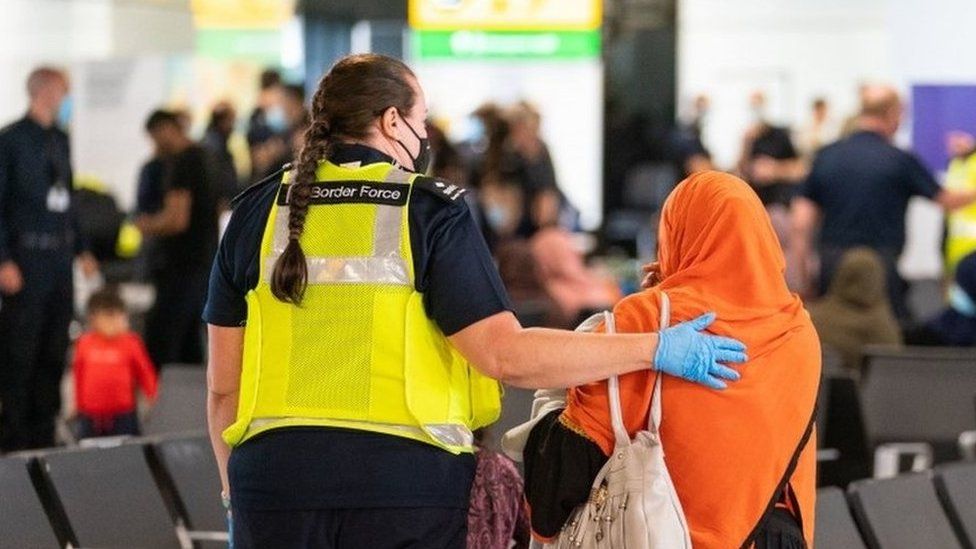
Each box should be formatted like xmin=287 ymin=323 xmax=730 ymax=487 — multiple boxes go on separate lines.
xmin=815 ymin=461 xmax=976 ymax=549
xmin=0 ymin=434 xmax=225 ymax=549
xmin=818 ymin=346 xmax=976 ymax=484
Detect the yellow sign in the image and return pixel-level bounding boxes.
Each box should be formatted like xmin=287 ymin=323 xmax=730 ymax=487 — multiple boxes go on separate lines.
xmin=191 ymin=0 xmax=296 ymax=29
xmin=409 ymin=0 xmax=602 ymax=31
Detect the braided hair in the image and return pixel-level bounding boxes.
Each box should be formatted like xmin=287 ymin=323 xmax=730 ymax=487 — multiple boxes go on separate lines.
xmin=270 ymin=54 xmax=417 ymax=304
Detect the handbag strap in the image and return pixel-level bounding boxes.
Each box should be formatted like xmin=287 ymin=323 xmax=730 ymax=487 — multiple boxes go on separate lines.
xmin=605 ymin=291 xmax=671 ymax=449
xmin=648 ymin=292 xmax=670 ymax=434
xmin=604 ymin=311 xmax=632 ymax=449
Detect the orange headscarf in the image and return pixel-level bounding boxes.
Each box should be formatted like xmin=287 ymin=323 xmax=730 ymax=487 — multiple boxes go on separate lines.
xmin=563 ymin=171 xmax=821 ymax=548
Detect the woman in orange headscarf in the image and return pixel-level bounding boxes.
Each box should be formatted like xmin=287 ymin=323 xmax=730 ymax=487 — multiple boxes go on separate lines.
xmin=523 ymin=171 xmax=820 ymax=548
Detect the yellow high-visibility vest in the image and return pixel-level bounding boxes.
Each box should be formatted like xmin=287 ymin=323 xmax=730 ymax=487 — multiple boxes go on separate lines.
xmin=946 ymin=152 xmax=976 ymax=274
xmin=222 ymin=160 xmax=501 ymax=453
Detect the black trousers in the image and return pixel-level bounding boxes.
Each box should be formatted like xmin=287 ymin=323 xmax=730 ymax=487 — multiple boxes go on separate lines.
xmin=145 ymin=266 xmax=208 ymax=368
xmin=231 ymin=507 xmax=467 ymax=549
xmin=0 ymin=254 xmax=73 ymax=452
xmin=76 ymin=411 xmax=140 ymax=439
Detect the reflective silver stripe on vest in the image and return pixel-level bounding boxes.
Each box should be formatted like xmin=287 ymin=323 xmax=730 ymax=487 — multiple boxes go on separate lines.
xmin=264 ymin=167 xmax=413 ymax=285
xmin=423 ymin=424 xmax=475 ymax=448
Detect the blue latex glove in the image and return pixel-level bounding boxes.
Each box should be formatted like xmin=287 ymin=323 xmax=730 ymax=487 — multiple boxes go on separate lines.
xmin=655 ymin=312 xmax=747 ymax=389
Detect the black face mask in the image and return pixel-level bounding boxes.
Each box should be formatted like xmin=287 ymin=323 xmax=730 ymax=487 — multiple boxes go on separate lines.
xmin=396 ymin=112 xmax=431 ymax=174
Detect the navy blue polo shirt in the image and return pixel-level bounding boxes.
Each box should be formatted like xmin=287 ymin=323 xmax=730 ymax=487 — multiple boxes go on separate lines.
xmin=0 ymin=116 xmax=78 ymax=266
xmin=801 ymin=130 xmax=942 ymax=253
xmin=203 ymin=144 xmax=513 ymax=511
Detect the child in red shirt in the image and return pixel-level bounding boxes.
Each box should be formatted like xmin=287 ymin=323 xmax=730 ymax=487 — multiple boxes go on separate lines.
xmin=73 ymin=289 xmax=158 ymax=438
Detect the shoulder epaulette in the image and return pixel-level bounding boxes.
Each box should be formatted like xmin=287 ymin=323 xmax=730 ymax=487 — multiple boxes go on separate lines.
xmin=230 ymin=165 xmax=288 ymax=207
xmin=412 ymin=175 xmax=468 ymax=203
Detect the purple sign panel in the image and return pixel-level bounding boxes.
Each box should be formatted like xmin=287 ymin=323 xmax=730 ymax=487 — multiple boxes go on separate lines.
xmin=911 ymin=84 xmax=976 ymax=174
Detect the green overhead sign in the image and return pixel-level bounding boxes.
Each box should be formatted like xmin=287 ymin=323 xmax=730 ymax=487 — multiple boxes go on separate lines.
xmin=196 ymin=29 xmax=283 ymax=64
xmin=414 ymin=30 xmax=601 ymax=60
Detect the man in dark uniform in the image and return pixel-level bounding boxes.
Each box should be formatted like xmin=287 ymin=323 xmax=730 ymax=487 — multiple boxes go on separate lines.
xmin=137 ymin=110 xmax=219 ymax=368
xmin=0 ymin=67 xmax=98 ymax=451
xmin=791 ymin=85 xmax=976 ymax=326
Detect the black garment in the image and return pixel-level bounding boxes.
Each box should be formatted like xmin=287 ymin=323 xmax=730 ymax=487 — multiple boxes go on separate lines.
xmin=802 ymin=130 xmax=942 ymax=253
xmin=145 ymin=145 xmax=218 ymax=367
xmin=205 ymin=144 xmax=512 ymax=511
xmin=155 ymin=145 xmax=219 ymax=271
xmin=201 ymin=128 xmax=240 ymax=201
xmin=145 ymin=265 xmax=208 ymax=367
xmin=246 ymin=107 xmax=274 ymax=147
xmin=76 ymin=411 xmax=140 ymax=438
xmin=669 ymin=124 xmax=710 ymax=177
xmin=0 ymin=252 xmax=73 ymax=451
xmin=906 ymin=309 xmax=976 ymax=347
xmin=754 ymin=508 xmax=806 ymax=549
xmin=522 ymin=409 xmax=607 ymax=538
xmin=230 ymin=427 xmax=476 ymax=510
xmin=0 ymin=116 xmax=80 ymax=264
xmin=748 ymin=124 xmax=799 ymax=206
xmin=135 ymin=157 xmax=165 ymax=215
xmin=232 ymin=505 xmax=467 ymax=549
xmin=0 ymin=116 xmax=80 ymax=452
xmin=134 ymin=157 xmax=166 ymax=280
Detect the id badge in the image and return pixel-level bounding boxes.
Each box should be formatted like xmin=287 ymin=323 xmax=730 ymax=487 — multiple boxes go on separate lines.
xmin=46 ymin=184 xmax=70 ymax=213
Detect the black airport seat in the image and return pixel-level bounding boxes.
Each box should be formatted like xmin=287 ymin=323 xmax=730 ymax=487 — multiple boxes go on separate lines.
xmin=152 ymin=434 xmax=228 ymax=538
xmin=0 ymin=456 xmax=60 ymax=548
xmin=814 ymin=486 xmax=867 ymax=549
xmin=39 ymin=443 xmax=181 ymax=548
xmin=848 ymin=472 xmax=963 ymax=549
xmin=934 ymin=462 xmax=976 ymax=548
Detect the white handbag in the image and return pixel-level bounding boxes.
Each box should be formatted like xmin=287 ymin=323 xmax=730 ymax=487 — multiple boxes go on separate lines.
xmin=547 ymin=292 xmax=692 ymax=549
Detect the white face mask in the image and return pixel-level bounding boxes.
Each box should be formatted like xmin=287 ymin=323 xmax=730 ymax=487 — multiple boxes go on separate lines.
xmin=486 ymin=205 xmax=510 ymax=230
xmin=266 ymin=105 xmax=287 ymax=132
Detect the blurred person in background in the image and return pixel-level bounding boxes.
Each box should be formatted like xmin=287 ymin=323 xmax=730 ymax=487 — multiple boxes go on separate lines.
xmin=791 ymin=85 xmax=976 ymax=327
xmin=427 ymin=122 xmax=486 ymax=229
xmin=133 ymin=135 xmax=168 ymax=282
xmin=796 ymin=97 xmax=839 ymax=162
xmin=906 ymin=250 xmax=976 ymax=347
xmin=202 ymin=101 xmax=240 ymax=207
xmin=943 ymin=130 xmax=976 ymax=276
xmin=479 ymin=173 xmax=525 ymax=251
xmin=71 ymin=288 xmax=157 ymax=438
xmin=135 ymin=143 xmax=167 ymax=217
xmin=506 ymin=101 xmax=579 ymax=233
xmin=0 ymin=67 xmax=98 ymax=451
xmin=671 ymin=93 xmax=714 ymax=177
xmin=246 ymin=68 xmax=284 ymax=146
xmin=281 ymin=83 xmax=310 ymax=156
xmin=247 ymin=69 xmax=288 ymax=182
xmin=463 ymin=103 xmax=512 ymax=188
xmin=138 ymin=109 xmax=219 ymax=368
xmin=808 ymin=248 xmax=902 ymax=376
xmin=840 ymin=84 xmax=871 ymax=138
xmin=738 ymin=91 xmax=805 ymax=209
xmin=529 ymin=190 xmax=620 ymax=326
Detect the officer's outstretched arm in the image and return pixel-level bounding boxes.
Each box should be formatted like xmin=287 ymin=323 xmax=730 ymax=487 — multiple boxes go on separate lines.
xmin=449 ymin=311 xmax=746 ymax=390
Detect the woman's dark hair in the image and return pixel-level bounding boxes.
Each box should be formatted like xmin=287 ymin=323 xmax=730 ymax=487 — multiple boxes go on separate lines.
xmin=270 ymin=54 xmax=417 ymax=304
